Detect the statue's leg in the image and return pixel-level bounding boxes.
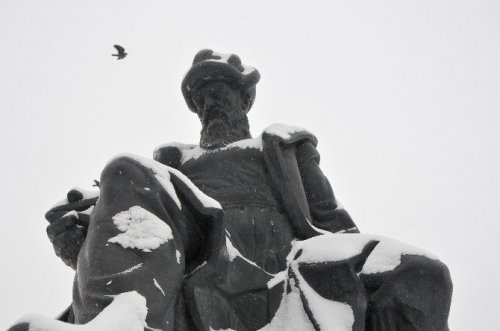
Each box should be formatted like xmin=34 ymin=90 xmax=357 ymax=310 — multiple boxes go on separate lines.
xmin=360 ymin=238 xmax=453 ymax=331
xmin=274 ymin=234 xmax=451 ymax=331
xmin=73 ymin=156 xmax=189 ymax=330
xmin=286 ymin=235 xmax=377 ymax=331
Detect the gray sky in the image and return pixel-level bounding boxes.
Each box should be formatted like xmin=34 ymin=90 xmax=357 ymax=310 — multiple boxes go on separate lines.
xmin=1 ymin=0 xmax=499 ymax=329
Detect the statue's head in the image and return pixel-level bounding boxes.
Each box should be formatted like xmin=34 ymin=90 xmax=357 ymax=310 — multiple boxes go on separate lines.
xmin=182 ymin=50 xmax=260 ymax=148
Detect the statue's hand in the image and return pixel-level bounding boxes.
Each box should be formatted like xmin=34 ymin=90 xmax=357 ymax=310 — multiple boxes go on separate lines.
xmin=45 ymin=188 xmax=98 ymax=270
xmin=46 ymin=211 xmax=87 ymax=270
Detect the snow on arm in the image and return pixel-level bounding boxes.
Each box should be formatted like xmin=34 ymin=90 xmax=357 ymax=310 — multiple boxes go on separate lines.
xmin=52 ymin=187 xmax=100 ymax=208
xmin=108 ymin=206 xmax=173 ymax=252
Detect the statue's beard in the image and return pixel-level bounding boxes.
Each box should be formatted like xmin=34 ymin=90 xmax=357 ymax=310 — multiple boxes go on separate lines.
xmin=199 ymin=107 xmax=251 ymax=149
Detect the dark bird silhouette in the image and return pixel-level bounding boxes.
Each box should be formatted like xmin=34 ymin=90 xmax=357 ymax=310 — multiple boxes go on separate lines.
xmin=112 ymin=44 xmax=127 ymax=60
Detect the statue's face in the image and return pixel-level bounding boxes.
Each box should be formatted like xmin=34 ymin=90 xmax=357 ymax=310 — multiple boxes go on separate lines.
xmin=191 ymin=81 xmax=243 ymax=128
xmin=191 ymin=81 xmax=251 ymax=148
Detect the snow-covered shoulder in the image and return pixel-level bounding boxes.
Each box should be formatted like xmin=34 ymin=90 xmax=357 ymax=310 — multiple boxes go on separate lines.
xmin=155 ymin=123 xmax=315 ymax=165
xmin=107 ymin=153 xmax=221 ymax=210
xmin=155 ymin=136 xmax=263 ymax=164
xmin=154 ymin=141 xmax=197 ymax=155
xmin=263 ymin=123 xmax=315 ymax=141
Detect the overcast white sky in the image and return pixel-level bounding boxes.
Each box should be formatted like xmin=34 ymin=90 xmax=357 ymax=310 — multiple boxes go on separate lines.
xmin=1 ymin=0 xmax=499 ymax=330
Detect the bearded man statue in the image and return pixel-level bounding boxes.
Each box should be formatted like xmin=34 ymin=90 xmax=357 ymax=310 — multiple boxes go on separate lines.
xmin=9 ymin=50 xmax=452 ymax=331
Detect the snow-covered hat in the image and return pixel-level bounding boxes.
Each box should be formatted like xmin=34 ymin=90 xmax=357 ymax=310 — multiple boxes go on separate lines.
xmin=181 ymin=49 xmax=260 ymax=113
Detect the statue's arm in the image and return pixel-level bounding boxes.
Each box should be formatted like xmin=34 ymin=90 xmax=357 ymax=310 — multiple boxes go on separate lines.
xmin=296 ymin=142 xmax=359 ymax=234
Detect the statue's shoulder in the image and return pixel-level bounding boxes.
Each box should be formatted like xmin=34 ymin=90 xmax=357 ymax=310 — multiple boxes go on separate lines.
xmin=153 ymin=142 xmax=198 ymax=168
xmin=262 ymin=123 xmax=318 ymax=147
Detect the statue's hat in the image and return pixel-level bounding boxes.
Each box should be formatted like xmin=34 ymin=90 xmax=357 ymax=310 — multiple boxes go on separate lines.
xmin=182 ymin=49 xmax=260 ymax=113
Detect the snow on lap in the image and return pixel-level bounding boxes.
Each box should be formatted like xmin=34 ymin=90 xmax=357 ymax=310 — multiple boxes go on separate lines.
xmin=288 ymin=233 xmax=437 ymax=274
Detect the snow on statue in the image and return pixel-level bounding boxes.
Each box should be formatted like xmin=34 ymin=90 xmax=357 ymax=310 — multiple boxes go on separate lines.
xmin=9 ymin=50 xmax=452 ymax=331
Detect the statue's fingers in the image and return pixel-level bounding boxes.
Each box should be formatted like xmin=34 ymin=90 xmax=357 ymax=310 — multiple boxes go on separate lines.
xmin=77 ymin=212 xmax=90 ymax=228
xmin=52 ymin=229 xmax=83 ymax=253
xmin=58 ymin=228 xmax=86 ymax=269
xmin=46 ymin=215 xmax=79 ymax=241
xmin=60 ymin=241 xmax=82 ymax=262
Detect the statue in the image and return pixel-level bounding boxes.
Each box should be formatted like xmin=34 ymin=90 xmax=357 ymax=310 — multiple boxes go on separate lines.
xmin=9 ymin=50 xmax=452 ymax=331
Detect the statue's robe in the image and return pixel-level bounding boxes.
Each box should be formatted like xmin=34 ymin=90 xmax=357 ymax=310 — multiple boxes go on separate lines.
xmin=16 ymin=124 xmax=451 ymax=331
xmin=152 ymin=125 xmax=359 ymax=330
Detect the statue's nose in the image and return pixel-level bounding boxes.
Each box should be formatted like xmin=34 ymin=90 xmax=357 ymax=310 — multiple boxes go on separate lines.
xmin=203 ymin=94 xmax=218 ymax=110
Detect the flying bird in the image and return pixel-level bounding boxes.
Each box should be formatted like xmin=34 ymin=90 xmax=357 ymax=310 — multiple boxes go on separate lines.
xmin=112 ymin=44 xmax=127 ymax=60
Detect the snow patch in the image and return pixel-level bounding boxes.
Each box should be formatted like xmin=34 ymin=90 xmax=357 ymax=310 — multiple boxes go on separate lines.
xmin=108 ymin=206 xmax=173 ymax=252
xmin=262 ymin=262 xmax=355 ymax=330
xmin=259 ymin=280 xmax=313 ymax=331
xmin=293 ymin=264 xmax=354 ymax=330
xmin=335 ymin=226 xmax=358 ymax=234
xmin=208 ymin=51 xmax=256 ymax=76
xmin=225 ymin=236 xmax=239 ymax=262
xmin=263 ymin=124 xmax=307 ymax=140
xmin=13 ymin=291 xmax=147 ymax=331
xmin=225 ymin=236 xmax=265 ymax=271
xmin=267 ymin=271 xmax=287 ymax=289
xmin=63 ymin=210 xmax=78 ymax=218
xmin=81 ymin=205 xmax=94 ymax=215
xmin=185 ymin=261 xmax=207 ymax=278
xmin=119 ymin=263 xmax=143 ymax=274
xmin=211 ymin=51 xmax=231 ymax=62
xmin=176 ymin=250 xmax=181 ymax=264
xmin=289 ymin=233 xmax=438 ymax=274
xmin=361 ymin=235 xmax=437 ymax=274
xmin=153 ymin=279 xmax=165 ymax=296
xmin=290 ymin=234 xmax=374 ymax=264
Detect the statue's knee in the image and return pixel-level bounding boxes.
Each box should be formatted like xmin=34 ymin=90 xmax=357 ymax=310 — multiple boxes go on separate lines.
xmin=101 ymin=155 xmax=149 ymax=186
xmin=397 ymin=256 xmax=453 ymax=302
xmin=425 ymin=258 xmax=453 ymax=298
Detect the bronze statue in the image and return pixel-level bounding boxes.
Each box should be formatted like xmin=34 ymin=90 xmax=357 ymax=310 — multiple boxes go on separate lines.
xmin=9 ymin=50 xmax=452 ymax=331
